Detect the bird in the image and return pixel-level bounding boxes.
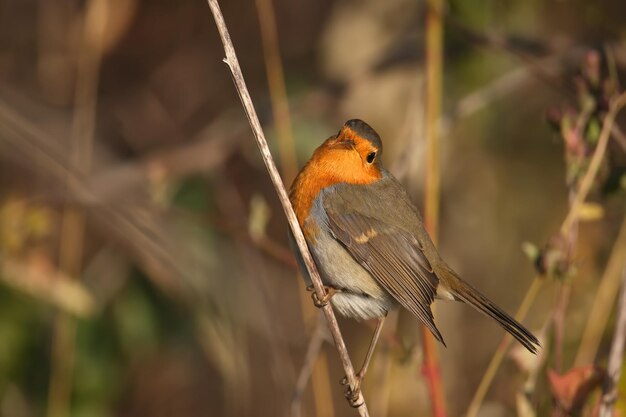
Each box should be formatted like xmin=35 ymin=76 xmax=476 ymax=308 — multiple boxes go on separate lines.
xmin=288 ymin=119 xmax=540 ymax=406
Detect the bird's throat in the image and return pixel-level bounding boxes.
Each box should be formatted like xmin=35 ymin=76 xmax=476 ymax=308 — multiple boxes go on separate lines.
xmin=289 ymin=152 xmax=381 ymax=240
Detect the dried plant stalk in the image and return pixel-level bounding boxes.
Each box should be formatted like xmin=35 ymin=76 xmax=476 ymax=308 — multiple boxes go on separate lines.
xmin=466 ymin=90 xmax=626 ymax=417
xmin=291 ymin=316 xmax=328 ymax=417
xmin=575 ymin=217 xmax=626 ymax=365
xmin=598 ymin=268 xmax=626 ymax=417
xmin=204 ymin=0 xmax=369 ymax=415
xmin=47 ymin=1 xmax=106 ymax=416
xmin=422 ymin=0 xmax=448 ymax=416
xmin=253 ymin=1 xmax=335 ymax=412
xmin=254 ymin=0 xmax=298 ymax=183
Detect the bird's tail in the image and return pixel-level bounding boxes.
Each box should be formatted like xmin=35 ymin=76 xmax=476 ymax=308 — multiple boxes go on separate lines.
xmin=443 ymin=268 xmax=540 ymax=354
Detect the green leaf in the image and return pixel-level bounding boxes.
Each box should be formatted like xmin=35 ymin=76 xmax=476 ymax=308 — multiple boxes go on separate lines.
xmin=521 ymin=242 xmax=539 ymax=262
xmin=586 ymin=118 xmax=601 ymax=144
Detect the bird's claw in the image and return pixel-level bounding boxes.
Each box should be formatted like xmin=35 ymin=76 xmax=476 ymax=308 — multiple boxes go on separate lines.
xmin=344 ymin=384 xmax=364 ymax=408
xmin=340 ymin=374 xmax=364 ymax=407
xmin=306 ymin=285 xmax=336 ymax=308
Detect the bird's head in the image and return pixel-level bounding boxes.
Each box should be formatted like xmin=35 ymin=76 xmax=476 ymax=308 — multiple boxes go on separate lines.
xmin=289 ymin=120 xmax=384 ymax=229
xmin=310 ymin=119 xmax=384 ymax=183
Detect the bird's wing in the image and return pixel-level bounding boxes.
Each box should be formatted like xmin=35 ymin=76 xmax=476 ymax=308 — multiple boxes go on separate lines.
xmin=322 ymin=183 xmax=445 ymax=344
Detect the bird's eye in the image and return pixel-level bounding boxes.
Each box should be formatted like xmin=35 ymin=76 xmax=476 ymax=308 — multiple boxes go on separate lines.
xmin=366 ymin=151 xmax=377 ymax=164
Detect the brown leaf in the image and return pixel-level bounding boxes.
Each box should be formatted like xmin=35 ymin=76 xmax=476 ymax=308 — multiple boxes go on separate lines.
xmin=548 ymin=365 xmax=605 ymax=414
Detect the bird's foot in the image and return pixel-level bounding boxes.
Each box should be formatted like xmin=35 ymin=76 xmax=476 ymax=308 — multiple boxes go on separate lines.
xmin=340 ymin=373 xmax=365 ymax=408
xmin=306 ymin=285 xmax=337 ymax=308
xmin=344 ymin=382 xmax=364 ymax=408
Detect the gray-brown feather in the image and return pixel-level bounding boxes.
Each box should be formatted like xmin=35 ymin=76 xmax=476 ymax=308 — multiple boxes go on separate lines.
xmin=290 ymin=198 xmax=397 ymax=320
xmin=318 ymin=170 xmax=539 ymax=352
xmin=294 ymin=169 xmax=539 ymax=352
xmin=320 ymin=172 xmax=446 ymax=344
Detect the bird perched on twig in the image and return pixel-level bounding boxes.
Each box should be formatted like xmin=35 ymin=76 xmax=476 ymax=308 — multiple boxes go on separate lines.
xmin=289 ymin=119 xmax=540 ymax=406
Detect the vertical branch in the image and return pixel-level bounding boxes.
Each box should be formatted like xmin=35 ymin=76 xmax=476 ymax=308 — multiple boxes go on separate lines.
xmin=310 ymin=347 xmax=336 ymax=417
xmin=254 ymin=2 xmax=335 ymax=413
xmin=560 ymin=92 xmax=626 ymax=234
xmin=598 ymin=268 xmax=626 ymax=417
xmin=575 ymin=217 xmax=626 ymax=365
xmin=422 ymin=0 xmax=447 ymax=417
xmin=254 ymin=0 xmax=298 ymax=183
xmin=465 ymin=278 xmax=543 ymax=417
xmin=466 ymin=91 xmax=626 ymax=417
xmin=552 ymin=283 xmax=572 ymax=372
xmin=552 ymin=189 xmax=578 ymax=373
xmin=46 ymin=1 xmax=106 ymax=416
xmin=424 ymin=0 xmax=443 ymax=235
xmin=291 ymin=316 xmax=328 ymax=417
xmin=204 ymin=1 xmax=370 ymax=415
xmin=371 ymin=311 xmax=399 ymax=417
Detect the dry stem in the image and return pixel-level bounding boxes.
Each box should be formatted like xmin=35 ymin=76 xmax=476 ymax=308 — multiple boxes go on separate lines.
xmin=466 ymin=90 xmax=626 ymax=417
xmin=370 ymin=311 xmax=399 ymax=417
xmin=204 ymin=0 xmax=369 ymax=414
xmin=253 ymin=1 xmax=335 ymax=412
xmin=47 ymin=1 xmax=105 ymax=415
xmin=575 ymin=217 xmax=626 ymax=365
xmin=598 ymin=268 xmax=626 ymax=417
xmin=561 ymin=92 xmax=626 ymax=234
xmin=465 ymin=278 xmax=543 ymax=417
xmin=291 ymin=315 xmax=330 ymax=417
xmin=422 ymin=0 xmax=448 ymax=416
xmin=254 ymin=0 xmax=298 ymax=183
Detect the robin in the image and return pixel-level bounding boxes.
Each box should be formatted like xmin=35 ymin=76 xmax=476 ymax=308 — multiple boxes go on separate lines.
xmin=289 ymin=119 xmax=539 ymax=406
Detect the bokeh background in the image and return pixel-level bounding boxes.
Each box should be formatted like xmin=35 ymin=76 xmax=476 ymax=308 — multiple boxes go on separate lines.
xmin=1 ymin=0 xmax=626 ymax=416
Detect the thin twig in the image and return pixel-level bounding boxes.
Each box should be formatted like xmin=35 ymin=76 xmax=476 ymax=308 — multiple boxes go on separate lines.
xmin=204 ymin=0 xmax=369 ymax=414
xmin=253 ymin=2 xmax=335 ymax=412
xmin=442 ymin=11 xmax=571 ymax=99
xmin=47 ymin=1 xmax=105 ymax=416
xmin=291 ymin=315 xmax=330 ymax=417
xmin=561 ymin=92 xmax=626 ymax=234
xmin=219 ymin=178 xmax=299 ymax=414
xmin=310 ymin=350 xmax=336 ymax=417
xmin=465 ymin=277 xmax=543 ymax=417
xmin=0 ymin=95 xmax=228 ymax=304
xmin=371 ymin=311 xmax=399 ymax=417
xmin=450 ymin=58 xmax=560 ymax=123
xmin=87 ymin=111 xmax=247 ymax=199
xmin=552 ymin=189 xmax=578 ymax=374
xmin=0 ymin=62 xmax=251 ymax=412
xmin=604 ymin=44 xmax=621 ymax=93
xmin=254 ymin=0 xmax=298 ymax=183
xmin=421 ymin=0 xmax=448 ymax=416
xmin=611 ymin=124 xmax=626 ymax=153
xmin=550 ymin=91 xmax=619 ymax=373
xmin=424 ymin=0 xmax=443 ymax=238
xmin=551 ymin=283 xmax=572 ymax=372
xmin=575 ymin=217 xmax=626 ymax=365
xmin=0 ymin=97 xmax=245 ymax=205
xmin=466 ymin=91 xmax=626 ymax=417
xmin=211 ymin=213 xmax=298 ymax=269
xmin=598 ymin=268 xmax=626 ymax=417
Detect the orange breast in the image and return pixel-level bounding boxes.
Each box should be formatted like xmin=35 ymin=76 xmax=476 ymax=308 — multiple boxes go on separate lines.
xmin=289 ymin=146 xmax=381 ymax=241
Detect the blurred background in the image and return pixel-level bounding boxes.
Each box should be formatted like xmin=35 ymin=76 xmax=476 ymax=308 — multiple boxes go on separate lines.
xmin=1 ymin=0 xmax=626 ymax=416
